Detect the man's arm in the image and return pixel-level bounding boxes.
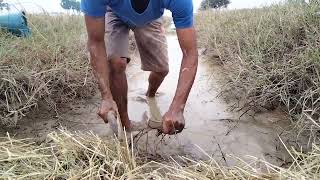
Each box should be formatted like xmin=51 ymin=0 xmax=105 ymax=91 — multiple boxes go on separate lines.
xmin=85 ymin=16 xmax=111 ymax=99
xmin=84 ymin=16 xmax=117 ymax=122
xmin=171 ymin=27 xmax=198 ymax=111
xmin=162 ymin=27 xmax=198 ymax=134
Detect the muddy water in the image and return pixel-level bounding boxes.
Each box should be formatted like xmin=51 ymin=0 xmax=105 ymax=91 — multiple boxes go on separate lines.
xmin=126 ymin=35 xmax=289 ymax=165
xmin=0 ymin=35 xmax=289 ymax=166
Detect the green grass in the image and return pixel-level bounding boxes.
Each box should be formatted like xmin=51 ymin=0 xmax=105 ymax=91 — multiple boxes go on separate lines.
xmin=0 ymin=15 xmax=96 ymax=126
xmin=196 ymin=2 xmax=320 ymax=141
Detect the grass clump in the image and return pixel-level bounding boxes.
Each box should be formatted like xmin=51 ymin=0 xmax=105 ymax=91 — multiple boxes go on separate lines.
xmin=196 ymin=2 xmax=320 ymax=139
xmin=0 ymin=15 xmax=96 ymax=126
xmin=0 ymin=130 xmax=319 ymax=179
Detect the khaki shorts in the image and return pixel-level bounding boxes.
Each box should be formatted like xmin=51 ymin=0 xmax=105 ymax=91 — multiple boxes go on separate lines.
xmin=105 ymin=8 xmax=169 ymax=72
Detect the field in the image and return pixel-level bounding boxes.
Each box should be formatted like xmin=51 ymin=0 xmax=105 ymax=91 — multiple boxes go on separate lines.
xmin=0 ymin=15 xmax=95 ymax=126
xmin=196 ymin=2 xmax=320 ymax=142
xmin=1 ymin=1 xmax=320 ymax=179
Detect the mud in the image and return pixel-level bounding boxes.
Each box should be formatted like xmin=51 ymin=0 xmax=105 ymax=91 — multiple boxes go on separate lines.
xmin=0 ymin=35 xmax=291 ymax=166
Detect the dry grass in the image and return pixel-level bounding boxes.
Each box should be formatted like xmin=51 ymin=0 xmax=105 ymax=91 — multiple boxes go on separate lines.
xmin=0 ymin=129 xmax=319 ymax=179
xmin=0 ymin=15 xmax=96 ymax=126
xmin=1 ymin=3 xmax=320 ymax=179
xmin=0 ymin=12 xmax=173 ymax=127
xmin=196 ymin=2 xmax=320 ymax=141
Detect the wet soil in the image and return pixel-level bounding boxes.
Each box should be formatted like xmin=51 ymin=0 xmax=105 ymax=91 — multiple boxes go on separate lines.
xmin=0 ymin=35 xmax=291 ymax=166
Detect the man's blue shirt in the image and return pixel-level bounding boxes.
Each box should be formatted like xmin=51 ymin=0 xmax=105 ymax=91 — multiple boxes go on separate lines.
xmin=80 ymin=0 xmax=194 ymax=29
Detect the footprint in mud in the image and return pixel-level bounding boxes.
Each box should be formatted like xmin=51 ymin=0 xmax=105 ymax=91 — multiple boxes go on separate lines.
xmin=130 ymin=92 xmax=165 ymax=103
xmin=131 ymin=96 xmax=148 ymax=103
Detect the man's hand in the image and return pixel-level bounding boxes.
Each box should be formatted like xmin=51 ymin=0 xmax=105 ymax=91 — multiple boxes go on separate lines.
xmin=162 ymin=110 xmax=185 ymax=135
xmin=97 ymin=98 xmax=118 ymax=123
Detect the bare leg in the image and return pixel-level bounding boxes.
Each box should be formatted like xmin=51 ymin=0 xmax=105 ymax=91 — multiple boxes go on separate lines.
xmin=146 ymin=71 xmax=168 ymax=98
xmin=109 ymin=58 xmax=131 ymax=130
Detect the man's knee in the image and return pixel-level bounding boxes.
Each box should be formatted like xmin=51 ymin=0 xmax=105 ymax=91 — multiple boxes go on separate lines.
xmin=156 ymin=71 xmax=169 ymax=78
xmin=110 ymin=58 xmax=127 ymax=73
xmin=151 ymin=71 xmax=169 ymax=80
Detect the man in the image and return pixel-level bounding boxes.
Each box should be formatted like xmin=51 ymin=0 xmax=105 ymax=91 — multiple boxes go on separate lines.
xmin=81 ymin=0 xmax=198 ymax=135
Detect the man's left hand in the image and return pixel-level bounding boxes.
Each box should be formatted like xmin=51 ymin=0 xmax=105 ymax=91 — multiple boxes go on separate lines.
xmin=162 ymin=110 xmax=185 ymax=135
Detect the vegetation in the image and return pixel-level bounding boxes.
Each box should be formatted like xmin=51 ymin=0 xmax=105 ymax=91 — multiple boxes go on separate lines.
xmin=60 ymin=0 xmax=81 ymax=12
xmin=0 ymin=2 xmax=8 ymax=10
xmin=196 ymin=2 xmax=320 ymax=142
xmin=0 ymin=130 xmax=319 ymax=179
xmin=1 ymin=1 xmax=320 ymax=179
xmin=0 ymin=13 xmax=167 ymax=127
xmin=0 ymin=15 xmax=95 ymax=126
xmin=200 ymin=0 xmax=231 ymax=10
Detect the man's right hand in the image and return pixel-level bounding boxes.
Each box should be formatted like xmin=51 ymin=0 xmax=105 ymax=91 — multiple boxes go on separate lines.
xmin=97 ymin=98 xmax=118 ymax=123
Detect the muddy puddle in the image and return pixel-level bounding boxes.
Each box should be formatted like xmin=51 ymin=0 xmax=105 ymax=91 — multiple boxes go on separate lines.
xmin=0 ymin=35 xmax=290 ymax=166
